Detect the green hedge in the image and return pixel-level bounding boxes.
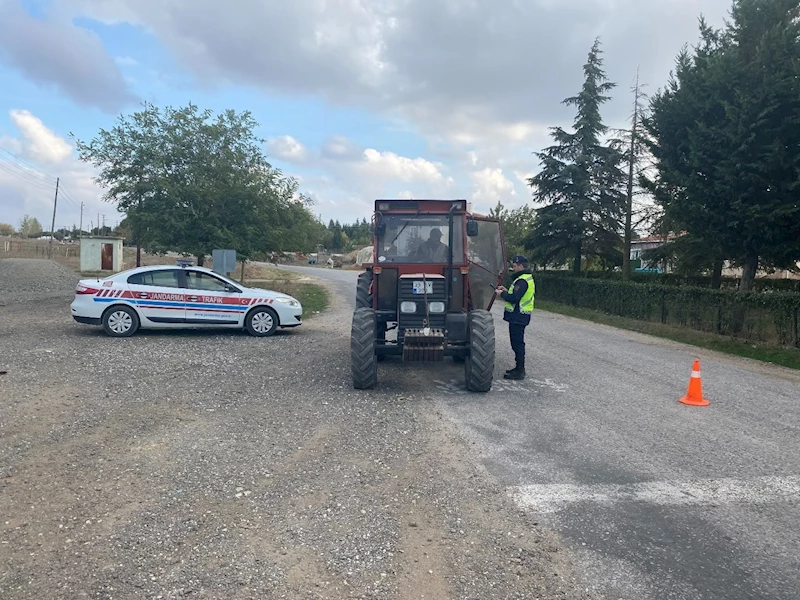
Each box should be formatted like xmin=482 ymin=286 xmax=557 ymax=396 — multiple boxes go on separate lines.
xmin=533 ymin=274 xmax=800 ymax=348
xmin=533 ymin=269 xmax=800 ymax=292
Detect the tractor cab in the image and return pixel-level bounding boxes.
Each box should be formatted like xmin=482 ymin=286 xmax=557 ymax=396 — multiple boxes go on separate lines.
xmin=351 ymin=199 xmax=506 ymax=392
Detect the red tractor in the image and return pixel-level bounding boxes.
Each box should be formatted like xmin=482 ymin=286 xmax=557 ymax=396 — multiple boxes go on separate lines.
xmin=350 ymin=199 xmax=507 ymax=392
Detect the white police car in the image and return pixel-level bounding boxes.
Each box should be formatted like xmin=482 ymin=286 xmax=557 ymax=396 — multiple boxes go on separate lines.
xmin=71 ymin=264 xmax=302 ymax=337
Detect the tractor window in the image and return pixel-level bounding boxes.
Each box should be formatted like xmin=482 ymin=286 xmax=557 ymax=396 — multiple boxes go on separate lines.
xmin=376 ymin=214 xmax=465 ymax=264
xmin=467 ymin=219 xmax=506 ymax=310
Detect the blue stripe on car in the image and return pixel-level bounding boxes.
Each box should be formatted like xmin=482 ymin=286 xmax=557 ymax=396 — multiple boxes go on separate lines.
xmin=92 ymin=298 xmax=248 ymax=311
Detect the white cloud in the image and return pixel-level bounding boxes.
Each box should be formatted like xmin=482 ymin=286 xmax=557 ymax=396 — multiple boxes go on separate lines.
xmin=265 ymin=135 xmax=308 ymax=163
xmin=114 ymin=55 xmax=138 ymax=66
xmin=58 ymin=0 xmax=732 ymax=143
xmin=268 ymin=137 xmax=459 ymax=221
xmin=25 ymin=0 xmax=735 ymax=226
xmin=513 ymin=170 xmax=534 ymax=189
xmin=0 ymin=0 xmax=137 ymax=112
xmin=359 ymin=148 xmax=447 ymax=185
xmin=9 ymin=110 xmax=73 ymax=164
xmin=471 ymin=167 xmax=517 ymax=208
xmin=320 ymin=135 xmax=363 ymax=161
xmin=0 ymin=135 xmax=23 ymax=155
xmin=0 ymin=110 xmax=115 ymax=231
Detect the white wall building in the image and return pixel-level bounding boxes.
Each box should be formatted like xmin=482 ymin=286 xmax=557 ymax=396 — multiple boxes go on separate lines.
xmin=80 ymin=236 xmax=124 ymax=272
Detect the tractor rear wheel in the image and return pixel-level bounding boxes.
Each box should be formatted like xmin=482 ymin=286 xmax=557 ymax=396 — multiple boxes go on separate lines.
xmin=351 ymin=307 xmax=378 ymax=389
xmin=356 ymin=271 xmax=373 ymax=309
xmin=464 ymin=309 xmax=495 ymax=392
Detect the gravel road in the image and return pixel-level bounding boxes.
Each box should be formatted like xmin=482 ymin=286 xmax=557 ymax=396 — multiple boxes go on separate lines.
xmin=0 ymin=259 xmax=596 ymax=600
xmin=0 ymin=259 xmax=79 ymax=306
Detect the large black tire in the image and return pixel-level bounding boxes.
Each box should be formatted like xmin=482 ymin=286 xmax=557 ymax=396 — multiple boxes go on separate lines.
xmin=355 ymin=271 xmax=373 ymax=309
xmin=464 ymin=309 xmax=495 ymax=392
xmin=351 ymin=307 xmax=378 ymax=389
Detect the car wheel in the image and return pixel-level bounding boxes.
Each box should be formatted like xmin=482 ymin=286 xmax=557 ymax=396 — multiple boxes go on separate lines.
xmin=245 ymin=307 xmax=279 ymax=337
xmin=102 ymin=305 xmax=139 ymax=337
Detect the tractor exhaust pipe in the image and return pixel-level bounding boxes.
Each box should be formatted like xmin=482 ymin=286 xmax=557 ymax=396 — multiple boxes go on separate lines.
xmin=446 ymin=202 xmax=457 ymax=310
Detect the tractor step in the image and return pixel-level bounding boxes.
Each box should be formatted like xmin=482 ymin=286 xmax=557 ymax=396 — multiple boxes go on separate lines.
xmin=402 ymin=327 xmax=445 ymax=362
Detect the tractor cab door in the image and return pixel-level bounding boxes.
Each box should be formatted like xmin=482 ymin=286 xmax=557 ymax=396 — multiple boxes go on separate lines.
xmin=466 ymin=217 xmax=507 ymax=311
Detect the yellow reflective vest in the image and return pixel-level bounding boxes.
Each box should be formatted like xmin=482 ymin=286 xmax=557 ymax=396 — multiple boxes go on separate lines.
xmin=503 ymin=273 xmax=535 ymax=315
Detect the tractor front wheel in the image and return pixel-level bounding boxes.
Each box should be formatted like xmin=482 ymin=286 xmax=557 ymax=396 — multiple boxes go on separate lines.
xmin=351 ymin=307 xmax=378 ymax=389
xmin=464 ymin=309 xmax=495 ymax=392
xmin=355 ymin=271 xmax=373 ymax=309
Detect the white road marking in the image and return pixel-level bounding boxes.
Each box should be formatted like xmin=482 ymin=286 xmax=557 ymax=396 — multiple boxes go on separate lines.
xmin=433 ymin=377 xmax=567 ymax=395
xmin=510 ymin=476 xmax=800 ymax=513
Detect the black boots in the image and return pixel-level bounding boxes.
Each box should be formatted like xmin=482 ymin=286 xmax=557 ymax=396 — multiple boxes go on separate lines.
xmin=504 ymin=367 xmax=525 ymax=380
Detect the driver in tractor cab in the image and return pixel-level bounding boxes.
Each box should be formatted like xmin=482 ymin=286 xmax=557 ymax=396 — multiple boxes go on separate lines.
xmin=415 ymin=228 xmax=448 ymax=262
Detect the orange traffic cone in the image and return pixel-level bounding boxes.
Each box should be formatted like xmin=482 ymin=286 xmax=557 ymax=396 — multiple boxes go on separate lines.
xmin=679 ymin=359 xmax=710 ymax=406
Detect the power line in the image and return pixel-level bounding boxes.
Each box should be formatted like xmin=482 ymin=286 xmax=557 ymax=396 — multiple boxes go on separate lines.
xmin=0 ymin=151 xmax=56 ymax=184
xmin=0 ymin=161 xmax=55 ymax=192
xmin=0 ymin=147 xmax=54 ymax=177
xmin=56 ymin=184 xmax=86 ymax=209
xmin=0 ymin=153 xmax=85 ymax=210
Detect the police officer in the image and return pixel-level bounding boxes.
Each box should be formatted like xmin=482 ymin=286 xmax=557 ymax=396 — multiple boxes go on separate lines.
xmin=495 ymin=255 xmax=535 ymax=380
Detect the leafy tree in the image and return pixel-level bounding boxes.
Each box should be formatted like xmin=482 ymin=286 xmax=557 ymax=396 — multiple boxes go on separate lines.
xmin=73 ymin=102 xmax=317 ymax=266
xmin=644 ymin=0 xmax=800 ymax=293
xmin=527 ymin=38 xmax=627 ymax=273
xmin=18 ymin=214 xmax=42 ymax=238
xmin=488 ymin=201 xmax=536 ymax=262
xmin=0 ymin=223 xmax=14 ymax=236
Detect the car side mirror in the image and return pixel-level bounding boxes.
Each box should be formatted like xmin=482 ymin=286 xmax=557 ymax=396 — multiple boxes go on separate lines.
xmin=374 ymin=222 xmax=386 ymax=237
xmin=224 ymin=284 xmax=240 ymax=293
xmin=466 ymin=220 xmax=479 ymax=236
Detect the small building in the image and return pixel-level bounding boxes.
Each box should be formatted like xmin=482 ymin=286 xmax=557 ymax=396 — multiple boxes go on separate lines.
xmin=80 ymin=236 xmax=124 ymax=272
xmin=630 ymin=234 xmax=682 ymax=273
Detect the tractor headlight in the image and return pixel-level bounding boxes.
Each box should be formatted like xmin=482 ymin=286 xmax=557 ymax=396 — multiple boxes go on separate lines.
xmin=400 ymin=301 xmax=417 ymax=313
xmin=428 ymin=301 xmax=445 ymax=313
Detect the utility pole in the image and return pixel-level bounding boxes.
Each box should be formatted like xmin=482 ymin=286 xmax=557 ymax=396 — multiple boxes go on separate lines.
xmin=102 ymin=214 xmax=106 ymax=231
xmin=79 ymin=202 xmax=83 ymax=242
xmin=48 ymin=177 xmax=59 ymax=259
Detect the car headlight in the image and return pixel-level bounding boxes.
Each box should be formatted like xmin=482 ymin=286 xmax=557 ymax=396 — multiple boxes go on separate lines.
xmin=274 ymin=297 xmax=300 ymax=307
xmin=428 ymin=301 xmax=445 ymax=313
xmin=400 ymin=301 xmax=416 ymax=313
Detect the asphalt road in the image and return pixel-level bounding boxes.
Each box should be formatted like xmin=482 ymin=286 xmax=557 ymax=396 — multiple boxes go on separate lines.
xmin=277 ymin=264 xmax=800 ymax=600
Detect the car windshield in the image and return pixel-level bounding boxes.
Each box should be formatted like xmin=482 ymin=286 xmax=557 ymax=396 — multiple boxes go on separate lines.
xmin=376 ymin=214 xmax=465 ymax=264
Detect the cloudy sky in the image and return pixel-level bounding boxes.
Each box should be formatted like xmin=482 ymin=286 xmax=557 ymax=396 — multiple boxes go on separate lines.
xmin=0 ymin=0 xmax=733 ymax=232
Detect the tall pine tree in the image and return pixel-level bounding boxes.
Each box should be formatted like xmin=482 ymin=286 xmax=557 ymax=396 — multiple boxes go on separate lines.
xmin=644 ymin=0 xmax=800 ymax=292
xmin=526 ymin=38 xmax=627 ymax=274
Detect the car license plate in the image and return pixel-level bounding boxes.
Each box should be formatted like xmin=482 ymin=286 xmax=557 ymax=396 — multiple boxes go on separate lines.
xmin=412 ymin=281 xmax=433 ymax=294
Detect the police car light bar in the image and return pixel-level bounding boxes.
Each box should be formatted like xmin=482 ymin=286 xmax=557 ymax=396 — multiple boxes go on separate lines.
xmin=176 ymin=259 xmax=194 ymax=267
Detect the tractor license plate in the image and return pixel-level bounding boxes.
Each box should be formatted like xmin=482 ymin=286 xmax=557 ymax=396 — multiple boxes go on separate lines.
xmin=412 ymin=281 xmax=434 ymax=294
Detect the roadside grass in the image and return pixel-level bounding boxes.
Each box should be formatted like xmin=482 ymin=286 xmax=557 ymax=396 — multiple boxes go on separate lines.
xmin=249 ymin=280 xmax=329 ymax=319
xmin=536 ymin=300 xmax=800 ymax=371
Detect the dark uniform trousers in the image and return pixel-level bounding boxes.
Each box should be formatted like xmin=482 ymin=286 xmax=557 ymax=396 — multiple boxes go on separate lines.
xmin=508 ymin=323 xmax=526 ymax=370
